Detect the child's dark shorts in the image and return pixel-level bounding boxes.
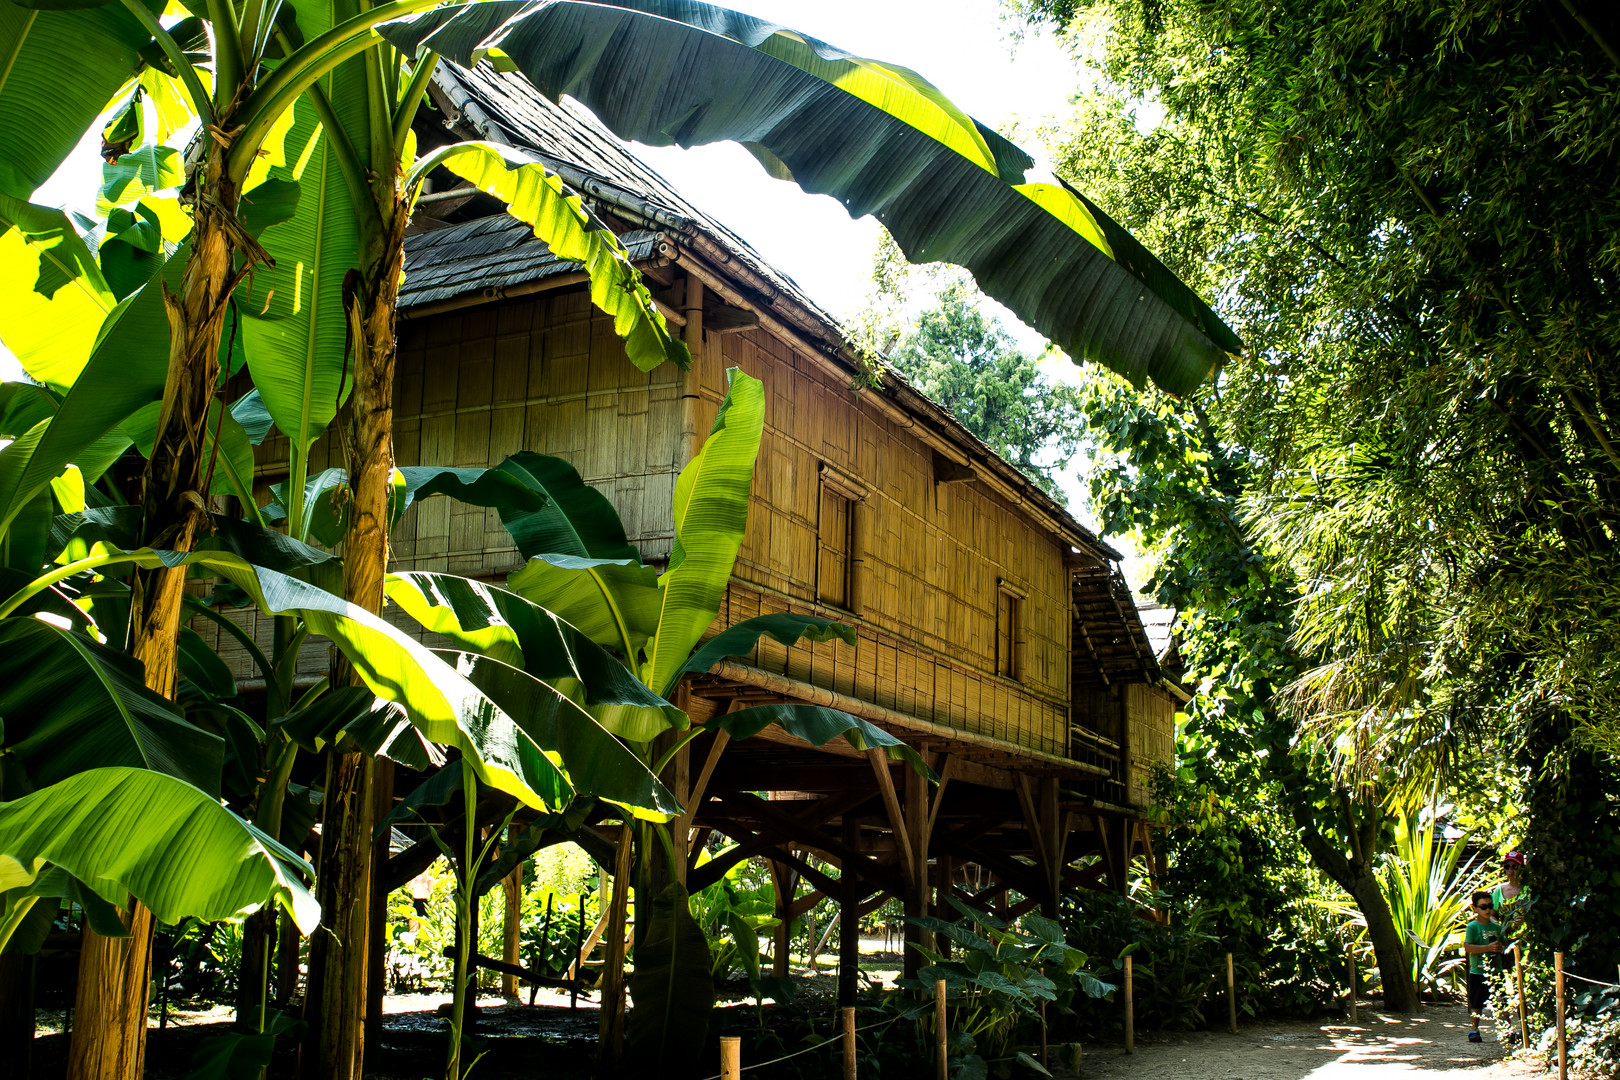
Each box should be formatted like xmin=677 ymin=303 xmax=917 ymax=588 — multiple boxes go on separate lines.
xmin=1468 ymin=970 xmax=1489 ymax=1013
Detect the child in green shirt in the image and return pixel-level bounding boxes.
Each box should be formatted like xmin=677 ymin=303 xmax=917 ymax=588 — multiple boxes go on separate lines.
xmin=1463 ymin=890 xmax=1504 ymax=1043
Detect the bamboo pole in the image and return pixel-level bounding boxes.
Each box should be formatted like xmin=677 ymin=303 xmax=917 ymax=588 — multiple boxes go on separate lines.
xmin=1227 ymin=952 xmax=1237 ymax=1033
xmin=1515 ymin=944 xmax=1528 ymax=1051
xmin=720 ymin=1036 xmax=740 ymax=1080
xmin=842 ymin=1005 xmax=857 ymax=1080
xmin=1039 ymin=1000 xmax=1048 ymax=1066
xmin=1555 ymin=952 xmax=1567 ymax=1080
xmin=1124 ymin=955 xmax=1135 ymax=1053
xmin=935 ymin=980 xmax=947 ymax=1080
xmin=1346 ymin=943 xmax=1357 ymax=1023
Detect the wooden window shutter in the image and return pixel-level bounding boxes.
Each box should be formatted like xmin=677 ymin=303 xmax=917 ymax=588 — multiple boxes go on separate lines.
xmin=817 ymin=465 xmax=865 ymax=610
xmin=997 ymin=578 xmax=1026 ymax=680
xmin=818 ymin=486 xmax=851 ymax=608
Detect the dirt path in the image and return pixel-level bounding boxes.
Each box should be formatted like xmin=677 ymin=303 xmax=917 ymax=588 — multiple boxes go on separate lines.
xmin=1071 ymin=1004 xmax=1538 ymax=1080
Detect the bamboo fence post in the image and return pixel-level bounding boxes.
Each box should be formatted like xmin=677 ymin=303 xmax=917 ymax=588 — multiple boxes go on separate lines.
xmin=935 ymin=979 xmax=948 ymax=1080
xmin=843 ymin=1005 xmax=857 ymax=1080
xmin=1346 ymin=943 xmax=1357 ymax=1023
xmin=1555 ymin=952 xmax=1567 ymax=1080
xmin=720 ymin=1035 xmax=740 ymax=1080
xmin=1515 ymin=945 xmax=1528 ymax=1051
xmin=1124 ymin=955 xmax=1135 ymax=1053
xmin=1227 ymin=952 xmax=1237 ymax=1033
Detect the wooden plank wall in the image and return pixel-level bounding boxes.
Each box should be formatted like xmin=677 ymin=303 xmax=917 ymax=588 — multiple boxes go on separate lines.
xmin=210 ymin=282 xmax=1076 ymax=756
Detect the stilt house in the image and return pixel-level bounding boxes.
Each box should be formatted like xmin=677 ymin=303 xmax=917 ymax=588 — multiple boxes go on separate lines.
xmin=229 ymin=62 xmax=1184 ymax=995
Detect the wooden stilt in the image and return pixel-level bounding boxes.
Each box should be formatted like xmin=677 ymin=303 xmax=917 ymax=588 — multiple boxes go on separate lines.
xmin=501 ymin=861 xmax=523 ymax=999
xmin=598 ymin=827 xmax=631 ymax=1077
xmin=839 ymin=815 xmax=861 ymax=1010
xmin=1515 ymin=945 xmax=1528 ymax=1051
xmin=1345 ymin=943 xmax=1357 ymax=1023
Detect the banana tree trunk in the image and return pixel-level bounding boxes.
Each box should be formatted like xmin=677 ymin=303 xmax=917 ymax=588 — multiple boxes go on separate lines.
xmin=0 ymin=951 xmax=35 ymax=1080
xmin=68 ymin=138 xmax=244 ymax=1080
xmin=302 ymin=203 xmax=408 ymax=1080
xmin=301 ymin=749 xmax=375 ymax=1080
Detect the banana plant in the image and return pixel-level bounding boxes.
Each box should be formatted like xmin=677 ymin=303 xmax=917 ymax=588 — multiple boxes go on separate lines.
xmin=396 ymin=368 xmax=928 ymax=1069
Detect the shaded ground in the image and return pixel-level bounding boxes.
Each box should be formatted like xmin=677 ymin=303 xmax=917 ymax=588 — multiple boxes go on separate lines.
xmin=1069 ymin=1003 xmax=1537 ymax=1080
xmin=27 ymin=961 xmax=1544 ymax=1080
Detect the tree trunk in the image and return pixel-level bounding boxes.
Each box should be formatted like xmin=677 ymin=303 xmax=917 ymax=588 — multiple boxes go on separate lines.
xmin=1296 ymin=823 xmax=1418 ymax=1011
xmin=70 ymin=136 xmax=244 ymax=1080
xmin=237 ymin=906 xmax=277 ymax=1026
xmin=300 ymin=751 xmax=375 ymax=1080
xmin=0 ymin=951 xmax=35 ymax=1080
xmin=501 ymin=862 xmax=523 ymax=1000
xmin=67 ymin=905 xmax=155 ymax=1080
xmin=300 ymin=199 xmax=409 ymax=1080
xmin=276 ymin=908 xmax=302 ymax=1005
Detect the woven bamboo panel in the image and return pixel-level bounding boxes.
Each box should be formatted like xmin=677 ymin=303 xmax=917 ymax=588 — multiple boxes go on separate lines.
xmin=233 ymin=283 xmax=1093 ymax=758
xmin=1125 ymin=682 xmax=1176 ymax=802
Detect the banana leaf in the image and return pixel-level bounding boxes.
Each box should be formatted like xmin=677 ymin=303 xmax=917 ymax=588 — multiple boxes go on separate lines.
xmin=496 ymin=451 xmax=663 ymax=655
xmin=0 ymin=766 xmax=320 ymax=949
xmin=376 ymin=0 xmax=1237 ymax=394
xmin=447 ymin=651 xmax=678 ymax=819
xmin=405 ymin=140 xmax=686 ymax=374
xmin=7 ymin=548 xmax=577 ymax=811
xmin=0 ymin=0 xmax=157 ymax=200
xmin=0 ymin=617 xmax=225 ymax=793
xmin=386 ymin=570 xmax=685 ymax=741
xmin=645 ymin=367 xmax=765 ymax=698
xmin=626 ymin=881 xmax=715 ymax=1073
xmin=271 ymin=685 xmax=443 ymax=772
xmin=707 ymin=703 xmax=931 ymax=777
xmin=678 ymin=612 xmax=856 ymax=682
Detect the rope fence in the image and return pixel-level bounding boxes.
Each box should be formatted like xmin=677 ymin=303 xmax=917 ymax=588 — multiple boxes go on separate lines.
xmin=694 ymin=1006 xmax=923 ymax=1080
xmin=1560 ymin=970 xmax=1620 ymax=990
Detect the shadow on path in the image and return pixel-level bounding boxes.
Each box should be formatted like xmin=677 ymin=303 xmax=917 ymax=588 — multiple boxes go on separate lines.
xmin=1069 ymin=1003 xmax=1537 ymax=1080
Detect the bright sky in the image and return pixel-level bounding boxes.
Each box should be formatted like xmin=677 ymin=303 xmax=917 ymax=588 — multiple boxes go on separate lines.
xmin=6 ymin=0 xmax=1153 ymax=579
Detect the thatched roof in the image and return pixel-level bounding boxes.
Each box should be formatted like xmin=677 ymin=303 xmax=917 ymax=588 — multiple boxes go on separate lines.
xmin=402 ymin=61 xmax=1158 ymax=600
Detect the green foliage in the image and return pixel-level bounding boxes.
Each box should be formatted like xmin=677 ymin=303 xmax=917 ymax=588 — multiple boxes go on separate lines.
xmin=689 ymin=854 xmax=776 ymax=982
xmin=378 ymin=0 xmax=1234 ymax=395
xmin=1317 ymin=809 xmax=1488 ymax=996
xmin=884 ymin=282 xmax=1085 ymax=501
xmin=626 ymin=882 xmax=717 ymax=1072
xmin=905 ymin=899 xmax=1110 ymax=1066
xmin=1010 ymin=0 xmax=1620 ymax=1021
xmin=1144 ymin=765 xmax=1342 ymax=1018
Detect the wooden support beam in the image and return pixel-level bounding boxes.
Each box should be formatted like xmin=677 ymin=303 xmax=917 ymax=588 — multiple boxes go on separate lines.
xmin=868 ymin=749 xmax=914 ymax=886
xmin=787 ymin=889 xmax=828 ymax=922
xmin=839 ymin=814 xmax=860 ymax=1010
xmin=1014 ymin=775 xmax=1051 ymax=885
xmin=922 ymin=754 xmax=956 ymax=856
xmin=771 ymin=859 xmax=798 ymax=978
xmin=674 ymin=729 xmax=731 ymax=861
xmin=903 ymin=758 xmax=931 ymax=980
